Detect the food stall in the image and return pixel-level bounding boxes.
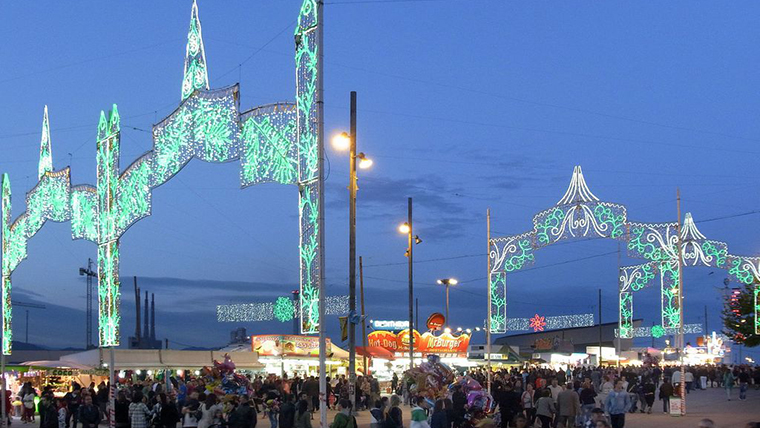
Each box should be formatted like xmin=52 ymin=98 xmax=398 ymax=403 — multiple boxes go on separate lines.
xmin=251 ymin=334 xmax=348 ymax=377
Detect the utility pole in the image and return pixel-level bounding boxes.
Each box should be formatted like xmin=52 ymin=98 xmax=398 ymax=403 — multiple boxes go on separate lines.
xmin=415 ymin=298 xmax=419 ymax=331
xmin=486 ymin=209 xmax=492 ymax=394
xmin=359 ymin=256 xmax=368 ymax=375
xmin=704 ymin=305 xmax=708 ymax=336
xmin=676 ymin=189 xmax=686 ymax=415
xmin=79 ymin=258 xmax=97 ymax=349
xmin=347 ymin=90 xmax=358 ymax=412
xmin=11 ymin=301 xmax=46 ymax=345
xmin=598 ymin=289 xmax=603 ymax=367
xmin=316 ymin=1 xmax=327 ymax=425
xmin=408 ymin=198 xmax=415 ymax=369
xmin=616 ymin=242 xmax=621 ymax=373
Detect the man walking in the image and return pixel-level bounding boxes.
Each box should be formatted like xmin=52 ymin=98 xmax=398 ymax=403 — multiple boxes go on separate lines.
xmin=556 ymin=383 xmax=580 ymax=428
xmin=604 ymin=380 xmax=631 ymax=428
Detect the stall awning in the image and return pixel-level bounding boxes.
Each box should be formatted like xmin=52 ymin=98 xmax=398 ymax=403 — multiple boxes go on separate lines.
xmin=20 ymin=360 xmax=94 ymax=370
xmin=56 ymin=349 xmax=264 ymax=370
xmin=355 ymin=346 xmax=395 ymax=360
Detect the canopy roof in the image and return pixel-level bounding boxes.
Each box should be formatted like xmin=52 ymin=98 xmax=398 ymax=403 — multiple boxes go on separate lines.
xmin=55 ymin=349 xmax=263 ymax=370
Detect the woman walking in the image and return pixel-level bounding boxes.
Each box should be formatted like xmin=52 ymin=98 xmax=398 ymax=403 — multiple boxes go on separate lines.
xmin=534 ymin=390 xmax=554 ymax=428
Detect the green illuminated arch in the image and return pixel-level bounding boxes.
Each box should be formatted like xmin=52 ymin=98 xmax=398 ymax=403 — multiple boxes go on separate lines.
xmin=489 ymin=166 xmax=759 ymax=338
xmin=1 ymin=0 xmax=323 ymax=354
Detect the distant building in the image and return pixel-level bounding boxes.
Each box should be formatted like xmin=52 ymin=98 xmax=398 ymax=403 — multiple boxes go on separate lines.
xmin=493 ymin=320 xmax=643 ymax=366
xmin=229 ymin=327 xmax=248 ymax=344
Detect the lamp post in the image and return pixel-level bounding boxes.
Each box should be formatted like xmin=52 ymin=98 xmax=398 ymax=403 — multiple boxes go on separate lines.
xmin=436 ymin=278 xmax=458 ymax=326
xmin=332 ymin=91 xmax=372 ymax=413
xmin=399 ymin=199 xmax=421 ymax=370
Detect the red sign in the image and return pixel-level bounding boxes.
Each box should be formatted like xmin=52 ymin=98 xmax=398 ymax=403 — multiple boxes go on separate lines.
xmin=426 ymin=313 xmax=446 ymax=331
xmin=367 ymin=329 xmax=470 ymax=357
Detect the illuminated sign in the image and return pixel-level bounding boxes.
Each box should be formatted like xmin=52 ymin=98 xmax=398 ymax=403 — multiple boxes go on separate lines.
xmin=251 ymin=334 xmax=332 ymax=357
xmin=371 ymin=320 xmax=409 ymax=331
xmin=367 ymin=329 xmax=470 ymax=357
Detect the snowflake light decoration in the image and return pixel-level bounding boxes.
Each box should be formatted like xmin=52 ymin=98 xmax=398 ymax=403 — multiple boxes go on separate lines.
xmin=529 ymin=314 xmax=546 ymax=332
xmin=651 ymin=325 xmax=665 ymax=338
xmin=273 ymin=297 xmax=295 ymax=322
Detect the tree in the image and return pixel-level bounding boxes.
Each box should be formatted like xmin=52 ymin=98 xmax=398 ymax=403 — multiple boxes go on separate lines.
xmin=721 ymin=282 xmax=759 ymax=347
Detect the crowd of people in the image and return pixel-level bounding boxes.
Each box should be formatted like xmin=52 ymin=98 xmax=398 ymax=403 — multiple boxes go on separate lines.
xmin=2 ymin=363 xmax=759 ymax=428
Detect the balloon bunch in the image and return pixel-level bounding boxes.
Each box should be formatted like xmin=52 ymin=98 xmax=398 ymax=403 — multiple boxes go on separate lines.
xmin=201 ymin=354 xmax=251 ymax=396
xmin=453 ymin=376 xmax=494 ymax=413
xmin=403 ymin=355 xmax=455 ymax=402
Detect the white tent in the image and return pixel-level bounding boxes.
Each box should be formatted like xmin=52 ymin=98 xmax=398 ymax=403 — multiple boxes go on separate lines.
xmin=56 ymin=349 xmax=263 ymax=370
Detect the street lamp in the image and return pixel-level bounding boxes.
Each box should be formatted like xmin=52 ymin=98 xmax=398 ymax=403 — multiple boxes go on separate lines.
xmin=398 ymin=198 xmax=421 ymax=370
xmin=436 ymin=278 xmax=458 ymax=326
xmin=332 ymin=91 xmax=372 ymax=413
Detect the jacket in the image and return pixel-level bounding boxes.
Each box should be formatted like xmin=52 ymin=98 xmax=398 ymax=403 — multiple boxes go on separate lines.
xmin=410 ymin=406 xmax=429 ymax=428
xmin=557 ymin=390 xmax=580 ymax=416
xmin=430 ymin=412 xmax=447 ymax=428
xmin=604 ymin=391 xmax=631 ymax=415
xmin=294 ymin=410 xmax=311 ymax=428
xmin=330 ymin=412 xmax=355 ymax=428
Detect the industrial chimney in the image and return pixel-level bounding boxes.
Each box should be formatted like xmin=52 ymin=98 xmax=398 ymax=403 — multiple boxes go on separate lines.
xmin=134 ymin=277 xmax=141 ymax=342
xmin=150 ymin=293 xmax=156 ymax=341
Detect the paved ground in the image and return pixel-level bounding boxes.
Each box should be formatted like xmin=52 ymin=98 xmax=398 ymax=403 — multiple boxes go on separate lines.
xmin=321 ymin=387 xmax=760 ymax=428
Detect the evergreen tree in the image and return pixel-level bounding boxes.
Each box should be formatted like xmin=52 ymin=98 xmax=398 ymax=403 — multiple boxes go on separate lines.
xmin=721 ymin=282 xmax=759 ymax=347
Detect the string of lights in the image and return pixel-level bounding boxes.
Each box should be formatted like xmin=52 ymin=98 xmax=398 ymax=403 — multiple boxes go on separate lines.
xmin=217 ymin=295 xmax=348 ymax=323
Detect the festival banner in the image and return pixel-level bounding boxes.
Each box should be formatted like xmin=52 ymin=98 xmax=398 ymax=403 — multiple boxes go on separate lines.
xmin=367 ymin=329 xmax=470 ymax=357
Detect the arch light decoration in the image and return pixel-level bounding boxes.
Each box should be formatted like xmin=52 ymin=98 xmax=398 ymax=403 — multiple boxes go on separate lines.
xmin=489 ymin=166 xmax=759 ymax=338
xmin=1 ymin=0 xmax=323 ymax=354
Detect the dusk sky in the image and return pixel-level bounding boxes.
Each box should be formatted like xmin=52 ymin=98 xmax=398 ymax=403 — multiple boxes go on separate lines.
xmin=1 ymin=1 xmax=758 ymax=361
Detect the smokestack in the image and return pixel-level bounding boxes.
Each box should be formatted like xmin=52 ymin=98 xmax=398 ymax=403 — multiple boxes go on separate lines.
xmin=151 ymin=293 xmax=156 ymax=341
xmin=143 ymin=290 xmax=149 ymax=342
xmin=134 ymin=277 xmax=141 ymax=340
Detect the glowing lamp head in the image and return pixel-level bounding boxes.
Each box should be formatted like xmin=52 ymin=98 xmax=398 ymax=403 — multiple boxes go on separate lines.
xmin=457 ymin=327 xmax=463 ymax=332
xmin=444 ymin=327 xmax=452 ymax=334
xmin=357 ymin=153 xmax=373 ymax=169
xmin=398 ymin=222 xmax=410 ymax=234
xmin=466 ymin=329 xmax=472 ymax=334
xmin=332 ymin=132 xmax=350 ymax=151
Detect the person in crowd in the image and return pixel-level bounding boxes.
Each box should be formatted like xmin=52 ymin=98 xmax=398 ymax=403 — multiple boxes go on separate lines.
xmin=279 ymin=395 xmax=296 ymax=428
xmin=160 ymin=393 xmax=181 ymax=428
xmin=330 ymin=399 xmax=355 ymax=428
xmin=430 ymin=400 xmax=448 ymax=428
xmin=410 ymin=397 xmax=430 ymax=428
xmin=738 ymin=367 xmax=750 ymax=401
xmin=724 ymin=369 xmax=736 ymax=401
xmin=659 ymin=379 xmax=673 ymax=413
xmin=41 ymin=391 xmax=59 ymax=428
xmin=182 ymin=391 xmax=201 ymax=428
xmin=584 ymin=408 xmax=606 ymax=428
xmin=497 ymin=383 xmax=520 ymax=428
xmin=370 ymin=400 xmax=385 ymax=428
xmin=451 ymin=386 xmax=466 ymax=428
xmin=604 ymin=380 xmax=630 ymax=428
xmin=65 ymin=384 xmax=83 ymax=428
xmin=57 ymin=398 xmax=69 ymax=428
xmin=641 ymin=379 xmax=655 ymax=414
xmin=535 ymin=389 xmax=555 ymax=428
xmin=388 ymin=395 xmax=404 ymax=428
xmin=129 ymin=391 xmax=153 ymax=428
xmin=512 ymin=415 xmax=528 ymax=428
xmin=557 ymin=382 xmax=580 ymax=428
xmin=197 ymin=394 xmax=223 ymax=428
xmin=78 ymin=395 xmax=101 ymax=428
xmin=294 ymin=399 xmax=311 ymax=428
xmin=229 ymin=395 xmax=257 ymax=428
xmin=579 ymin=380 xmax=597 ymax=425
xmin=114 ymin=391 xmax=130 ymax=428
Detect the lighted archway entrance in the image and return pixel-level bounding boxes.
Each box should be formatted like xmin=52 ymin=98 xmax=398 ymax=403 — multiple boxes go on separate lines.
xmin=1 ymin=0 xmax=323 ymax=354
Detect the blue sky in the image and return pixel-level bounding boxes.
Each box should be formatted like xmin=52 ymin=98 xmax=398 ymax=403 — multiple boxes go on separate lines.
xmin=1 ymin=1 xmax=759 ymax=362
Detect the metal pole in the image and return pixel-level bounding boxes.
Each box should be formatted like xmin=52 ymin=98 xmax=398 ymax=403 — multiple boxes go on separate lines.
xmin=598 ymin=289 xmax=603 ymax=367
xmin=704 ymin=305 xmax=708 ymax=336
xmin=486 ymin=209 xmax=492 ymax=394
xmin=415 ymin=299 xmax=419 ymax=332
xmin=1 ymin=324 xmax=6 ymax=428
xmin=359 ymin=256 xmax=368 ymax=376
xmin=316 ymin=1 xmax=327 ymax=426
xmin=109 ymin=347 xmax=115 ymax=428
xmin=348 ymin=91 xmax=357 ymax=412
xmin=651 ymin=322 xmax=655 ymax=348
xmin=616 ymin=242 xmax=621 ymax=373
xmin=408 ymin=197 xmax=414 ymax=370
xmin=445 ymin=284 xmax=450 ymax=326
xmin=25 ymin=310 xmax=29 ymax=343
xmin=676 ymin=189 xmax=686 ymax=415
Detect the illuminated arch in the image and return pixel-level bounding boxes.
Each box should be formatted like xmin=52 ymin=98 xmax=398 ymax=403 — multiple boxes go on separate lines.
xmin=488 ymin=166 xmax=759 ymax=337
xmin=1 ymin=0 xmax=323 ymax=354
